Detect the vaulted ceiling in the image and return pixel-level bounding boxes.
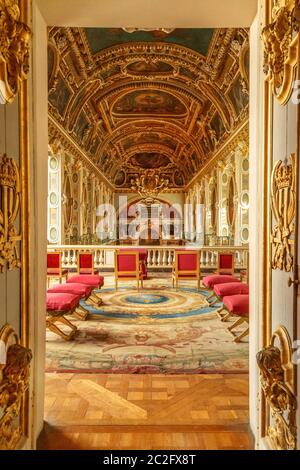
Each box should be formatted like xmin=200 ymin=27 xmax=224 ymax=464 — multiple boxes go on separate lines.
xmin=48 ymin=27 xmax=249 ymax=190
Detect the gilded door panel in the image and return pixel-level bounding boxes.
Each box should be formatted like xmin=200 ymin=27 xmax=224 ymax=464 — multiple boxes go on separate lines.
xmin=258 ymin=0 xmax=300 ymax=450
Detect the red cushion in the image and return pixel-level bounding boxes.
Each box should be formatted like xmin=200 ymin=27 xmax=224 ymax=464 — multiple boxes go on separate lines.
xmin=203 ymin=274 xmax=240 ymax=289
xmin=79 ymin=253 xmax=93 ymax=269
xmin=117 ymin=254 xmax=137 ymax=272
xmin=46 ymin=292 xmax=81 ymax=312
xmin=223 ymin=294 xmax=249 ymax=316
xmin=47 ymin=268 xmax=68 ymax=275
xmin=67 ymin=274 xmax=104 ymax=288
xmin=47 ymin=253 xmax=60 ymax=269
xmin=214 ymin=282 xmax=249 ymax=297
xmin=177 ymin=253 xmax=198 ymax=271
xmin=47 ymin=283 xmax=93 ymax=298
xmin=219 ymin=254 xmax=233 ymax=269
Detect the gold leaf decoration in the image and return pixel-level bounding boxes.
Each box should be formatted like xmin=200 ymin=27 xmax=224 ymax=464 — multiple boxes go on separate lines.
xmin=0 ymin=154 xmax=22 ymax=272
xmin=257 ymin=326 xmax=297 ymax=450
xmin=0 ymin=0 xmax=31 ymax=104
xmin=0 ymin=324 xmax=32 ymax=450
xmin=270 ymin=154 xmax=296 ymax=271
xmin=262 ymin=0 xmax=300 ymax=105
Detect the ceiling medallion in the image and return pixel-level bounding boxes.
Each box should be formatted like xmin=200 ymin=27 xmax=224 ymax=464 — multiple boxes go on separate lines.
xmin=130 ymin=169 xmax=169 ymax=205
xmin=122 ymin=28 xmax=175 ymax=34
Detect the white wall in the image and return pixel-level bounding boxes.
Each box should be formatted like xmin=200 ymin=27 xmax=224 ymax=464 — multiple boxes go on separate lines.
xmin=249 ymin=9 xmax=264 ymax=444
xmin=36 ymin=0 xmax=257 ymax=27
xmin=30 ymin=3 xmax=48 ymax=443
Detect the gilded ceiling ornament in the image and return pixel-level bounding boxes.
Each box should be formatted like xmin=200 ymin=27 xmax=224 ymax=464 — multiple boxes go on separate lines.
xmin=257 ymin=326 xmax=297 ymax=450
xmin=0 ymin=154 xmax=21 ymax=273
xmin=0 ymin=0 xmax=31 ymax=104
xmin=270 ymin=154 xmax=295 ymax=271
xmin=0 ymin=324 xmax=32 ymax=450
xmin=262 ymin=0 xmax=299 ymax=105
xmin=122 ymin=28 xmax=175 ymax=34
xmin=131 ymin=169 xmax=169 ymax=205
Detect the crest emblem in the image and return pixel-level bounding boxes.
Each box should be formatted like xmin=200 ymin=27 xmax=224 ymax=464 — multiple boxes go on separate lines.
xmin=270 ymin=154 xmax=296 ymax=271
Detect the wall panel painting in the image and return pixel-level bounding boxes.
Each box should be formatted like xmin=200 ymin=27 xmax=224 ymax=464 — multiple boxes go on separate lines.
xmin=112 ymin=90 xmax=187 ymax=117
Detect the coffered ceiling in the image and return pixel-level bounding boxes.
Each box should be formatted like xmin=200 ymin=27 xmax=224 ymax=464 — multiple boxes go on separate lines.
xmin=48 ymin=27 xmax=249 ymax=190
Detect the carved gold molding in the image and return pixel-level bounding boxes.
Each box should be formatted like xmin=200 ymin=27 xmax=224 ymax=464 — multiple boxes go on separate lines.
xmin=257 ymin=326 xmax=297 ymax=450
xmin=262 ymin=0 xmax=300 ymax=105
xmin=0 ymin=153 xmax=22 ymax=272
xmin=0 ymin=0 xmax=31 ymax=104
xmin=270 ymin=154 xmax=296 ymax=271
xmin=0 ymin=324 xmax=32 ymax=450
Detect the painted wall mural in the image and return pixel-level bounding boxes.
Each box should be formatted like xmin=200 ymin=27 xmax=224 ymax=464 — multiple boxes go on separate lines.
xmin=48 ymin=74 xmax=71 ymax=117
xmin=228 ymin=77 xmax=249 ymax=117
xmin=112 ymin=90 xmax=187 ymax=117
xmin=129 ymin=153 xmax=171 ymax=170
xmin=126 ymin=61 xmax=174 ymax=75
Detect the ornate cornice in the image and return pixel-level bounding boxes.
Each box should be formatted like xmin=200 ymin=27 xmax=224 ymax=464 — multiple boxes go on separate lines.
xmin=48 ymin=116 xmax=114 ymax=190
xmin=186 ymin=119 xmax=249 ymax=189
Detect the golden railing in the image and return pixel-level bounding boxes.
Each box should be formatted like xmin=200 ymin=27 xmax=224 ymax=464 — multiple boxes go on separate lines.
xmin=47 ymin=244 xmax=249 ymax=271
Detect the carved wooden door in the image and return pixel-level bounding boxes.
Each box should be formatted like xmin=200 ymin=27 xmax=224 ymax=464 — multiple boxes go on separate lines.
xmin=257 ymin=0 xmax=300 ymax=450
xmin=0 ymin=1 xmax=32 ymax=450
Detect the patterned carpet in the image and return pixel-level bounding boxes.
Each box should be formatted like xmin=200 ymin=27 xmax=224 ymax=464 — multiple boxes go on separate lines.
xmin=45 ymin=278 xmax=248 ymax=374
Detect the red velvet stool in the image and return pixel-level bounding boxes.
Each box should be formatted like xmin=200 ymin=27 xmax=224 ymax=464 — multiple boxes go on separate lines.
xmin=220 ymin=294 xmax=249 ymax=342
xmin=67 ymin=274 xmax=104 ymax=288
xmin=46 ymin=292 xmax=81 ymax=340
xmin=47 ymin=283 xmax=95 ymax=319
xmin=203 ymin=274 xmax=241 ymax=290
xmin=212 ymin=282 xmax=249 ymax=319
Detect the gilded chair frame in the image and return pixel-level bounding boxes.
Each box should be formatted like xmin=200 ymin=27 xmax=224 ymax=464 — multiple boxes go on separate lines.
xmin=114 ymin=250 xmax=144 ymax=291
xmin=172 ymin=250 xmax=201 ymax=290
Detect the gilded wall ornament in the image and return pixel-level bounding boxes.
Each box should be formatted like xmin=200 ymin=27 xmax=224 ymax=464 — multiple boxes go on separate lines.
xmin=270 ymin=154 xmax=295 ymax=271
xmin=262 ymin=0 xmax=300 ymax=105
xmin=257 ymin=326 xmax=297 ymax=450
xmin=0 ymin=154 xmax=21 ymax=272
xmin=0 ymin=0 xmax=32 ymax=104
xmin=0 ymin=324 xmax=32 ymax=450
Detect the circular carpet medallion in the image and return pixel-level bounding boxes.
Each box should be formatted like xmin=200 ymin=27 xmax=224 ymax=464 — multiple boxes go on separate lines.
xmin=82 ymin=282 xmax=221 ymax=320
xmin=125 ymin=293 xmax=170 ymax=304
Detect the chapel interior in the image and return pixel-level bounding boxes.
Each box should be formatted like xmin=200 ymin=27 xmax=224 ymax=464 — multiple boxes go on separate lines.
xmin=0 ymin=0 xmax=299 ymax=453
xmin=43 ymin=25 xmax=251 ymax=449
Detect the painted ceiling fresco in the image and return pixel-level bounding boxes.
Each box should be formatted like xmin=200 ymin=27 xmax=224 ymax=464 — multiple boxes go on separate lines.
xmin=48 ymin=27 xmax=249 ymax=190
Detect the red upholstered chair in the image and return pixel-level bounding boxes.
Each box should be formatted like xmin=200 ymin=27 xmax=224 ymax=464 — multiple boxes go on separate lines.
xmin=77 ymin=252 xmax=98 ymax=274
xmin=47 ymin=252 xmax=68 ymax=287
xmin=172 ymin=250 xmax=200 ymax=290
xmin=115 ymin=251 xmax=143 ymax=290
xmin=218 ymin=294 xmax=249 ymax=342
xmin=120 ymin=248 xmax=148 ymax=279
xmin=46 ymin=292 xmax=81 ymax=340
xmin=216 ymin=252 xmax=234 ymax=275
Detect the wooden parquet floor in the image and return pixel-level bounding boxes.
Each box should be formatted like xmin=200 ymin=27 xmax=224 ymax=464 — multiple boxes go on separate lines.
xmin=37 ymin=373 xmax=254 ymax=450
